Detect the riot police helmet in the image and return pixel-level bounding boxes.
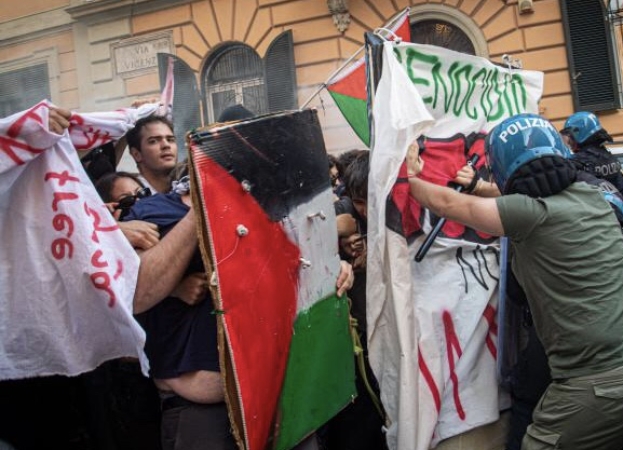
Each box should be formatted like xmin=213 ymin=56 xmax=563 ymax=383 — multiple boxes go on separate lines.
xmin=486 ymin=113 xmax=575 ymax=196
xmin=561 ymin=111 xmax=603 ymax=145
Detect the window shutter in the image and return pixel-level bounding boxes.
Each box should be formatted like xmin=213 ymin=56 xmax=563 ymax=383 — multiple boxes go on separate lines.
xmin=265 ymin=30 xmax=298 ymax=112
xmin=157 ymin=53 xmax=202 ymax=160
xmin=561 ymin=0 xmax=621 ymax=111
xmin=0 ymin=64 xmax=50 ymax=117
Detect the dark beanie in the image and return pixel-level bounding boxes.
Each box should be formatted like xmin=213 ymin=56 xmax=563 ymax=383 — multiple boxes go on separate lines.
xmin=218 ymin=104 xmax=254 ymax=122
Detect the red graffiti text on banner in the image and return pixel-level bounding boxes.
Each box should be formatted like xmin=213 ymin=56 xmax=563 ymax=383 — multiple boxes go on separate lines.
xmin=69 ymin=113 xmax=114 ymax=150
xmin=418 ymin=345 xmax=441 ymax=413
xmin=45 ymin=169 xmax=123 ymax=308
xmin=7 ymin=102 xmax=45 ymax=138
xmin=90 ymin=250 xmax=124 ymax=307
xmin=482 ymin=304 xmax=498 ymax=359
xmin=0 ymin=136 xmax=45 ymax=166
xmin=443 ymin=310 xmax=466 ymax=420
xmin=1 ymin=101 xmax=48 ymax=166
xmin=84 ymin=202 xmax=119 ymax=243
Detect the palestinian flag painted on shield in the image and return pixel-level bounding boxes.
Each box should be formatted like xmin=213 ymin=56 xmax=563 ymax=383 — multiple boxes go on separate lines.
xmin=326 ymin=7 xmax=411 ymax=146
xmin=189 ymin=109 xmax=355 ymax=450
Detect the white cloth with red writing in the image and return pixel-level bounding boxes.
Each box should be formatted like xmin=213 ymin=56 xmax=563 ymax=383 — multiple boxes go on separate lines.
xmin=0 ymin=100 xmax=159 ymax=380
xmin=367 ymin=42 xmax=543 ymax=450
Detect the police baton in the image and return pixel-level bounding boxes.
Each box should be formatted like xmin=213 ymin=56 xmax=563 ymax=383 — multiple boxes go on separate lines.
xmin=415 ymin=153 xmax=480 ymax=263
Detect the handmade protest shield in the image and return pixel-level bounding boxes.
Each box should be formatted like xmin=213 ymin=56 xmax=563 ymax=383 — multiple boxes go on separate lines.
xmin=367 ymin=42 xmax=544 ymax=450
xmin=188 ymin=109 xmax=355 ymax=450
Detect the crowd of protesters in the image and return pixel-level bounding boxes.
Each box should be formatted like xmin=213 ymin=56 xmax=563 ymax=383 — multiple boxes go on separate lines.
xmin=2 ymin=100 xmax=623 ymax=450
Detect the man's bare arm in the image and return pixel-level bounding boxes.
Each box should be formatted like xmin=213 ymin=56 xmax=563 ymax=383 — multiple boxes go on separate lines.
xmin=133 ymin=208 xmax=198 ymax=314
xmin=406 ymin=138 xmax=504 ymax=236
xmin=408 ymin=177 xmax=504 ymax=236
xmin=119 ymin=220 xmax=160 ymax=251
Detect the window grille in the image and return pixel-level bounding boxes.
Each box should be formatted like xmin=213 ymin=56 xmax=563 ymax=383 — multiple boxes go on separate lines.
xmin=0 ymin=64 xmax=50 ymax=117
xmin=411 ymin=20 xmax=476 ymax=55
xmin=205 ymin=45 xmax=267 ymax=121
xmin=159 ymin=31 xmax=298 ymax=131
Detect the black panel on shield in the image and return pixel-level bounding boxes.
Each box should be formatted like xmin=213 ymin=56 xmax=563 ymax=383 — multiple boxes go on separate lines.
xmin=189 ymin=108 xmax=331 ymax=222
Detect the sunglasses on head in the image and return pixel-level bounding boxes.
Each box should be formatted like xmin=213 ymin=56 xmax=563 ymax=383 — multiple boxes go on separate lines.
xmin=115 ymin=187 xmax=151 ymax=212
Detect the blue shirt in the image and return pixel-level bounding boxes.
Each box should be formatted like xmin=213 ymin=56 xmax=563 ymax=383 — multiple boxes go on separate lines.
xmin=123 ymin=192 xmax=220 ymax=378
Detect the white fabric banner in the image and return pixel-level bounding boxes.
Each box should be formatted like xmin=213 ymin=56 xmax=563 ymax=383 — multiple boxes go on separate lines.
xmin=0 ymin=100 xmax=159 ymax=380
xmin=368 ymin=42 xmax=543 ymax=450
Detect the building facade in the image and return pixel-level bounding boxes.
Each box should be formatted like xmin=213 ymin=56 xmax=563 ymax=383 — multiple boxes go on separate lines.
xmin=3 ymin=1 xmax=621 ymax=447
xmin=1 ymin=0 xmax=623 ymax=159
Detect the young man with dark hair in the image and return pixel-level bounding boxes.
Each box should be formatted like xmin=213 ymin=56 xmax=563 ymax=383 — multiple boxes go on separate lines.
xmin=126 ymin=115 xmax=178 ymax=194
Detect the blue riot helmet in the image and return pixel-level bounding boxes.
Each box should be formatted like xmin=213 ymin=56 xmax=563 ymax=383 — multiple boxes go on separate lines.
xmin=486 ymin=113 xmax=575 ymax=196
xmin=561 ymin=111 xmax=603 ymax=145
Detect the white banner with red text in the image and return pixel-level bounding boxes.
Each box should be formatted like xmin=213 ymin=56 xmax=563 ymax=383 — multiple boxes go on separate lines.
xmin=0 ymin=100 xmax=159 ymax=380
xmin=367 ymin=42 xmax=543 ymax=450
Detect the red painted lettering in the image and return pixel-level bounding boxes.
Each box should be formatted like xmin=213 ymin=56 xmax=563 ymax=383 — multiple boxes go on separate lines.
xmin=51 ymin=192 xmax=79 ymax=212
xmin=113 ymin=260 xmax=123 ymax=280
xmin=73 ymin=128 xmax=113 ymax=151
xmin=44 ymin=166 xmax=124 ymax=309
xmin=0 ymin=136 xmax=44 ymax=166
xmin=52 ymin=214 xmax=74 ymax=239
xmin=7 ymin=103 xmax=44 ymax=138
xmin=51 ymin=237 xmax=74 ymax=260
xmin=482 ymin=304 xmax=498 ymax=359
xmin=91 ymin=249 xmax=108 ymax=268
xmin=418 ymin=345 xmax=441 ymax=413
xmin=443 ymin=310 xmax=465 ymax=420
xmin=84 ymin=203 xmax=119 ymax=243
xmin=45 ymin=170 xmax=80 ymax=187
xmin=90 ymin=272 xmax=116 ymax=307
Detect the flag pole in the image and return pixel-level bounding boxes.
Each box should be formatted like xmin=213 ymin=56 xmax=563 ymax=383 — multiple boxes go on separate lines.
xmin=299 ymin=7 xmax=410 ymax=110
xmin=299 ymin=46 xmax=365 ymax=110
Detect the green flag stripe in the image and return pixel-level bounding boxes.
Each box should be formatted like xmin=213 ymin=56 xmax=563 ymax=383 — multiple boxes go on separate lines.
xmin=328 ymin=90 xmax=370 ymax=146
xmin=275 ymin=293 xmax=356 ymax=450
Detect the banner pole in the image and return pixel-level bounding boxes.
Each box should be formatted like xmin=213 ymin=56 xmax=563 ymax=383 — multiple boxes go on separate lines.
xmin=299 ymin=7 xmax=410 ymax=110
xmin=299 ymin=46 xmax=365 ymax=110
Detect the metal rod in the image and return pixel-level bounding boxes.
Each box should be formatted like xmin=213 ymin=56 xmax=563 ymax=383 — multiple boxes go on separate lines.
xmin=415 ymin=153 xmax=480 ymax=262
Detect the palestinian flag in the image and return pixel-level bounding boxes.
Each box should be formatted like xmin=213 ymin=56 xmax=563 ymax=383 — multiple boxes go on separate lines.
xmin=326 ymin=7 xmax=411 ymax=146
xmin=189 ymin=109 xmax=355 ymax=450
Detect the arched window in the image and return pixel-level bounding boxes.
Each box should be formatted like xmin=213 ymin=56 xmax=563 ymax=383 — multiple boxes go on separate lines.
xmin=158 ymin=31 xmax=298 ymax=146
xmin=203 ymin=44 xmax=267 ymax=122
xmin=411 ymin=19 xmax=476 ymax=55
xmin=408 ymin=4 xmax=488 ymax=57
xmin=200 ymin=30 xmax=298 ymax=124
